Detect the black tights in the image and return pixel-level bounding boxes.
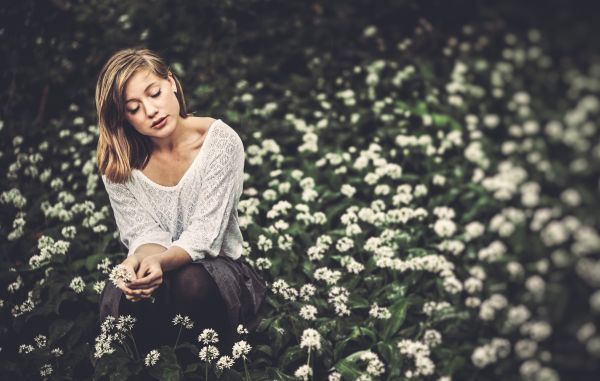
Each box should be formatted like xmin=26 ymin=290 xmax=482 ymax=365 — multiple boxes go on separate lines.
xmin=119 ymin=264 xmax=231 ymax=355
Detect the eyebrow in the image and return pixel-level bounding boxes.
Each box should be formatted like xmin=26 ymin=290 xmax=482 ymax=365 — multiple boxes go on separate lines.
xmin=125 ymin=82 xmax=159 ymax=103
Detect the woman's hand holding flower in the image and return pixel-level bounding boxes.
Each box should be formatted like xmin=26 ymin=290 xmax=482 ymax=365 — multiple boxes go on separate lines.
xmin=128 ymin=255 xmax=164 ymax=301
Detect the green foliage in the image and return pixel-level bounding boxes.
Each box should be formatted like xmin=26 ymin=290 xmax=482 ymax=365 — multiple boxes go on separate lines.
xmin=1 ymin=0 xmax=600 ymax=380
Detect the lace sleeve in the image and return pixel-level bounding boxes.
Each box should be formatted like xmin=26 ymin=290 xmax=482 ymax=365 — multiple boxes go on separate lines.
xmin=169 ymin=124 xmax=245 ymax=261
xmin=101 ymin=175 xmax=172 ymax=257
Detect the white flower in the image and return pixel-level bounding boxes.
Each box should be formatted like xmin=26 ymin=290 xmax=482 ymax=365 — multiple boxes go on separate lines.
xmin=144 ymin=349 xmax=160 ymax=366
xmin=69 ymin=276 xmax=86 ymax=293
xmin=300 ymin=284 xmax=317 ymax=301
xmin=299 ymin=305 xmax=318 ymax=320
xmin=300 ymin=328 xmax=321 ymax=351
xmin=271 ymin=279 xmax=298 ymax=301
xmin=92 ymin=280 xmax=106 ymax=294
xmin=198 ymin=328 xmax=219 ymax=345
xmin=216 ymin=355 xmax=235 ymax=370
xmin=237 ymin=324 xmax=249 ymax=335
xmin=199 ymin=345 xmax=220 ymax=362
xmin=34 ymin=334 xmax=47 ymax=348
xmin=40 ymin=364 xmax=53 ymax=377
xmin=18 ymin=344 xmax=35 ymax=354
xmin=369 ymin=302 xmax=391 ymax=319
xmin=433 ymin=219 xmax=456 ymax=237
xmin=116 ymin=315 xmax=136 ymax=332
xmin=423 ymin=329 xmax=442 ymax=347
xmin=232 ymin=340 xmax=252 ymax=359
xmin=294 ymin=364 xmax=312 ymax=381
xmin=109 ymin=264 xmax=133 ymax=287
xmin=341 ymin=184 xmax=357 ymax=197
xmin=172 ymin=314 xmax=194 ymax=329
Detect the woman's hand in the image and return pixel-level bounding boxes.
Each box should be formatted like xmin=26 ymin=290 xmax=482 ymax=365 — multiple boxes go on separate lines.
xmin=116 ymin=256 xmax=144 ymax=302
xmin=128 ymin=255 xmax=163 ymax=300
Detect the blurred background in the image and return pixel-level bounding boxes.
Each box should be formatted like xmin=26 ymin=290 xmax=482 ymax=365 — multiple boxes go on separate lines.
xmin=1 ymin=0 xmax=599 ymax=380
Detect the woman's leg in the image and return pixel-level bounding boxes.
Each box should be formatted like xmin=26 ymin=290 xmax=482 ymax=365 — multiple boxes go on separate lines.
xmin=170 ymin=263 xmax=232 ymax=352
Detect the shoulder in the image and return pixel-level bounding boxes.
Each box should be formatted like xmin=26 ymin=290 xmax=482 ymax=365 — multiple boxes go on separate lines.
xmin=209 ymin=119 xmax=244 ymax=152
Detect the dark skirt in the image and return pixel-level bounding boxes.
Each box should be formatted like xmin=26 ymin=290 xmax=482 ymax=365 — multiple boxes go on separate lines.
xmin=97 ymin=252 xmax=267 ymax=350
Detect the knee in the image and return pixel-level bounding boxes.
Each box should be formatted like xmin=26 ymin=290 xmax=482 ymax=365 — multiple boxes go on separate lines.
xmin=172 ymin=264 xmax=217 ymax=306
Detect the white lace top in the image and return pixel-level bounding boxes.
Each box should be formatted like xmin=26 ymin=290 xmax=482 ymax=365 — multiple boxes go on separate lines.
xmin=101 ymin=119 xmax=245 ymax=262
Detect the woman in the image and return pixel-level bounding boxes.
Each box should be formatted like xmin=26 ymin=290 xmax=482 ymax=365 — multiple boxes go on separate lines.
xmin=95 ymin=47 xmax=267 ymax=355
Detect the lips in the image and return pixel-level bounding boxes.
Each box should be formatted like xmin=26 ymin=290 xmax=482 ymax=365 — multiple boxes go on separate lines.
xmin=152 ymin=116 xmax=167 ymax=128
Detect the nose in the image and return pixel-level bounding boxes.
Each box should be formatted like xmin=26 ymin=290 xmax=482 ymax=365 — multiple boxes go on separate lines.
xmin=142 ymin=99 xmax=158 ymax=118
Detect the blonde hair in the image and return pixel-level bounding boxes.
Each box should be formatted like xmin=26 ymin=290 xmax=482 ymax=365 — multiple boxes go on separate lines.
xmin=95 ymin=47 xmax=192 ymax=183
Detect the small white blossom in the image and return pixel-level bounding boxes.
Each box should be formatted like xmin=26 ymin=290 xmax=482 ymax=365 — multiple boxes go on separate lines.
xmin=294 ymin=364 xmax=312 ymax=381
xmin=216 ymin=355 xmax=235 ymax=370
xmin=199 ymin=345 xmax=220 ymax=362
xmin=144 ymin=349 xmax=160 ymax=366
xmin=232 ymin=340 xmax=252 ymax=359
xmin=69 ymin=276 xmax=86 ymax=293
xmin=300 ymin=328 xmax=322 ymax=351
xmin=198 ymin=328 xmax=219 ymax=345
xmin=173 ymin=314 xmax=194 ymax=329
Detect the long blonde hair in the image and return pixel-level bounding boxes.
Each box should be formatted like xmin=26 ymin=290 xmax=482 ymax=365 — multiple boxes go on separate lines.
xmin=95 ymin=47 xmax=191 ymax=183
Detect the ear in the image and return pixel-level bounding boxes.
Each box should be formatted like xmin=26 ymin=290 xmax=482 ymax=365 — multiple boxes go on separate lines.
xmin=168 ymin=72 xmax=177 ymax=92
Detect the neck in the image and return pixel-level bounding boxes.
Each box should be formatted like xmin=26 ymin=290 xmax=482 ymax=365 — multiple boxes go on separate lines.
xmin=150 ymin=115 xmax=194 ymax=154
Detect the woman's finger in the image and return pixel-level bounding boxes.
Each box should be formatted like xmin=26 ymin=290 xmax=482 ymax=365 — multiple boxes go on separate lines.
xmin=129 ymin=280 xmax=162 ymax=294
xmin=138 ymin=287 xmax=159 ymax=298
xmin=131 ymin=271 xmax=162 ymax=288
xmin=118 ymin=282 xmax=139 ymax=296
xmin=130 ymin=278 xmax=162 ymax=290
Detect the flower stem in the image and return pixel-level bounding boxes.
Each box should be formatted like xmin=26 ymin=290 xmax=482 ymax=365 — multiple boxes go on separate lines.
xmin=205 ymin=359 xmax=208 ymax=381
xmin=128 ymin=332 xmax=141 ymax=361
xmin=175 ymin=325 xmax=183 ymax=348
xmin=307 ymin=348 xmax=313 ymax=381
xmin=243 ymin=356 xmax=251 ymax=381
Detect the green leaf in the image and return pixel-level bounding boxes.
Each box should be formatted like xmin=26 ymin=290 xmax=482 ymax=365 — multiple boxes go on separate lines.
xmin=92 ymin=353 xmax=129 ymax=381
xmin=382 ymin=298 xmax=409 ymax=341
xmin=85 ymin=253 xmax=109 ymax=272
xmin=278 ymin=346 xmax=303 ymax=369
xmin=334 ymin=350 xmax=372 ymax=380
xmin=49 ymin=318 xmax=74 ymax=341
xmin=347 ymin=294 xmax=370 ymax=309
xmin=334 ymin=326 xmax=377 ymax=362
xmin=256 ymin=344 xmax=273 ymax=357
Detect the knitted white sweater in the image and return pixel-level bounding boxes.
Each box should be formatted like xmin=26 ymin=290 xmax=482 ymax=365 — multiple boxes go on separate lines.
xmin=101 ymin=119 xmax=245 ymax=261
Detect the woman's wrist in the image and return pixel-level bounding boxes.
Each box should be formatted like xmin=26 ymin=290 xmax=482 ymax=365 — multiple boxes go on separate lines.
xmin=123 ymin=255 xmax=141 ymax=267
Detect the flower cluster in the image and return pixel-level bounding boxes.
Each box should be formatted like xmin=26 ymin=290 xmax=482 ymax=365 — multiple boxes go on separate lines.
xmin=397 ymin=339 xmax=435 ymax=378
xmin=359 ymin=350 xmax=385 ymax=378
xmin=144 ymin=349 xmax=160 ymax=367
xmin=108 ymin=264 xmax=133 ymax=287
xmin=172 ymin=314 xmax=194 ymax=329
xmin=271 ymin=279 xmax=298 ymax=301
xmin=94 ymin=315 xmax=136 ymax=359
xmin=328 ymin=286 xmax=351 ymax=316
xmin=471 ymin=337 xmax=511 ymax=368
xmin=300 ymin=328 xmax=321 ymax=351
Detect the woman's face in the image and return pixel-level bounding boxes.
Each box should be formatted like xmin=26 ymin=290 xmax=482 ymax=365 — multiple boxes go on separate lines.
xmin=123 ymin=69 xmax=179 ymax=136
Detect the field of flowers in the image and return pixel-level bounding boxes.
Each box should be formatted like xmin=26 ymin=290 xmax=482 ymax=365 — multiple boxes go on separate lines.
xmin=1 ymin=1 xmax=599 ymax=380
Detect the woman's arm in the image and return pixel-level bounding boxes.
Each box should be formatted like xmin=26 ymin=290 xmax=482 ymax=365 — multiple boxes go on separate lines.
xmin=144 ymin=245 xmax=191 ymax=273
xmin=132 ymin=242 xmax=169 ymax=261
xmin=128 ymin=245 xmax=191 ymax=292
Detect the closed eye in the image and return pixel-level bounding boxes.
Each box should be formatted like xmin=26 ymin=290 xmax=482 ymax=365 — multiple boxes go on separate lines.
xmin=126 ymin=90 xmax=162 ymax=114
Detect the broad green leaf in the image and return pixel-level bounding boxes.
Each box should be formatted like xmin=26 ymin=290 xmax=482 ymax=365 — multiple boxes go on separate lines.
xmin=382 ymin=298 xmax=409 ymax=340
